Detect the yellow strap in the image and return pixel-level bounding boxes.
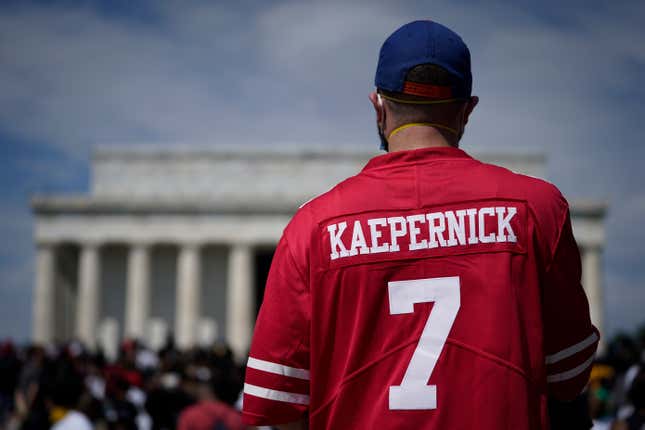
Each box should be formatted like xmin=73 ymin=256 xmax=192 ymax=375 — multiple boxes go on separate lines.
xmin=379 ymin=93 xmax=464 ymax=105
xmin=388 ymin=122 xmax=458 ymax=140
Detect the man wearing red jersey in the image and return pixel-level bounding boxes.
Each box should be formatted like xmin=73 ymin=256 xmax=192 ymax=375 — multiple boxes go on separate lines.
xmin=242 ymin=20 xmax=599 ymax=429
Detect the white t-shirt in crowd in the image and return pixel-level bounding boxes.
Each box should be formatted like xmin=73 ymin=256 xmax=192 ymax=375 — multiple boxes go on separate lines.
xmin=51 ymin=410 xmax=92 ymax=430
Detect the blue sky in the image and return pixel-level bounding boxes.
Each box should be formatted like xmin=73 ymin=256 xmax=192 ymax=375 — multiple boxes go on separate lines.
xmin=1 ymin=0 xmax=644 ymax=341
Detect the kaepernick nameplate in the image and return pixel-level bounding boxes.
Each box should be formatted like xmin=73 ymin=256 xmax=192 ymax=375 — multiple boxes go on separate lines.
xmin=321 ymin=200 xmax=527 ymax=268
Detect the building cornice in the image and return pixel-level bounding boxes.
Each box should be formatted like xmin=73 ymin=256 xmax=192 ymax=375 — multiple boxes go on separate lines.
xmin=569 ymin=200 xmax=608 ymax=218
xmin=31 ymin=196 xmax=301 ymax=216
xmin=32 ymin=195 xmax=607 ymax=219
xmin=93 ymin=144 xmax=378 ymax=162
xmin=93 ymin=144 xmax=545 ymax=164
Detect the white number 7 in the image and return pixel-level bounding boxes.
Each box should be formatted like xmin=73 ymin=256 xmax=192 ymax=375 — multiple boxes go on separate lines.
xmin=388 ymin=276 xmax=461 ymax=410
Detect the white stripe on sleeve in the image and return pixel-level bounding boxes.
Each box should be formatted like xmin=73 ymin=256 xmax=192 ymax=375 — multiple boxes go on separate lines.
xmin=547 ymin=352 xmax=595 ymax=383
xmin=545 ymin=331 xmax=598 ymax=365
xmin=244 ymin=383 xmax=310 ymax=405
xmin=247 ymin=357 xmax=310 ymax=380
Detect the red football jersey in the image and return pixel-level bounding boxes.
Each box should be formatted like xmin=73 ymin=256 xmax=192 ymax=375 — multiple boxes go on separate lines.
xmin=242 ymin=147 xmax=599 ymax=429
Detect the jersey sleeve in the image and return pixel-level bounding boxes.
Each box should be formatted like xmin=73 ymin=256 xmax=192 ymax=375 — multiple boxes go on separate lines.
xmin=541 ymin=209 xmax=599 ymax=401
xmin=242 ymin=235 xmax=311 ymax=426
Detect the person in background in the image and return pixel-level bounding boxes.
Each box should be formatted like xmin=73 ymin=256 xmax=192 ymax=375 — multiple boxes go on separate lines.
xmin=44 ymin=356 xmax=92 ymax=430
xmin=0 ymin=341 xmax=21 ymax=424
xmin=588 ymin=363 xmax=617 ymax=430
xmin=177 ymin=366 xmax=246 ymax=430
xmin=611 ymin=370 xmax=645 ymax=430
xmin=12 ymin=346 xmax=49 ymax=430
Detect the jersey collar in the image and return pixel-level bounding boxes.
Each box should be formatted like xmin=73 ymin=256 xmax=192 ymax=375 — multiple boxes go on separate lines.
xmin=362 ymin=146 xmax=472 ymax=171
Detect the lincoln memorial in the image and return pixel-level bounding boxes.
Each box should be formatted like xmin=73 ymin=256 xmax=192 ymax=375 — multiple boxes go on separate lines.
xmin=31 ymin=146 xmax=607 ymax=360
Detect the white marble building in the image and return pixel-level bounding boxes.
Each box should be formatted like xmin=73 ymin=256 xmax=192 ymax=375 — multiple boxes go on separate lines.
xmin=31 ymin=146 xmax=607 ymax=359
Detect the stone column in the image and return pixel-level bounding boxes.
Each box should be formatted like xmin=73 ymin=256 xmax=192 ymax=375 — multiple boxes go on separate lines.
xmin=582 ymin=246 xmax=604 ymax=346
xmin=175 ymin=243 xmax=201 ymax=349
xmin=125 ymin=243 xmax=150 ymax=340
xmin=226 ymin=243 xmax=255 ymax=361
xmin=76 ymin=243 xmax=101 ymax=348
xmin=33 ymin=243 xmax=56 ymax=344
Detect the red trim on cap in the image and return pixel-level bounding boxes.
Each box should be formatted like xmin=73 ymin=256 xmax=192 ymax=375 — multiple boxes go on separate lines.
xmin=403 ymin=81 xmax=452 ymax=99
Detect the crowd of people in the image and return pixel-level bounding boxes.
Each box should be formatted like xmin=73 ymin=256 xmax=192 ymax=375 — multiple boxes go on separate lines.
xmin=587 ymin=327 xmax=645 ymax=430
xmin=0 ymin=326 xmax=643 ymax=430
xmin=0 ymin=337 xmax=248 ymax=430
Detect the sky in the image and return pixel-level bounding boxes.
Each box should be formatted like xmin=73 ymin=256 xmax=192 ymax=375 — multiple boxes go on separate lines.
xmin=1 ymin=0 xmax=644 ymax=342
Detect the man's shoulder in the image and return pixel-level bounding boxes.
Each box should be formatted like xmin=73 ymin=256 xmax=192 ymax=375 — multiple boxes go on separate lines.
xmin=179 ymin=401 xmax=242 ymax=428
xmin=178 ymin=401 xmax=201 ymax=418
xmin=473 ymin=161 xmax=570 ymax=250
xmin=475 ymin=160 xmax=568 ymax=211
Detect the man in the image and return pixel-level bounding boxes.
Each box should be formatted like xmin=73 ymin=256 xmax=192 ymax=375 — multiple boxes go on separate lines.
xmin=242 ymin=20 xmax=599 ymax=429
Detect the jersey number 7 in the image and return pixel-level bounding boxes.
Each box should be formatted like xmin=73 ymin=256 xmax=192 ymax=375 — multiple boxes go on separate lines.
xmin=388 ymin=276 xmax=461 ymax=410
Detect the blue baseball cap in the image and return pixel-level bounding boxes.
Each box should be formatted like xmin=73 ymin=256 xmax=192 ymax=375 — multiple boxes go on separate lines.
xmin=375 ymin=20 xmax=472 ymax=100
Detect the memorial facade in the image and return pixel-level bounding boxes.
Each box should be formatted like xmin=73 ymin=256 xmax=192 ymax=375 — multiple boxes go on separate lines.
xmin=31 ymin=146 xmax=607 ymax=359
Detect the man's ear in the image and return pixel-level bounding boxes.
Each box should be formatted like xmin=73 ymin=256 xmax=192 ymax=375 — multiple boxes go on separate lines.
xmin=463 ymin=95 xmax=479 ymax=125
xmin=369 ymin=91 xmax=383 ymax=123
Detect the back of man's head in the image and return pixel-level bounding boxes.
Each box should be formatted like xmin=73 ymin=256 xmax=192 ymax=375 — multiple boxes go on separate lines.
xmin=378 ymin=64 xmax=468 ymax=132
xmin=373 ymin=20 xmax=477 ymax=150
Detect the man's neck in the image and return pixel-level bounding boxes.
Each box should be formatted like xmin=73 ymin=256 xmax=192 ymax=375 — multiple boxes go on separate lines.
xmin=387 ymin=124 xmax=457 ymax=152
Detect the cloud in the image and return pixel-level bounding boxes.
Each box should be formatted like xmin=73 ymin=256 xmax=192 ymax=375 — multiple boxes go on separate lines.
xmin=0 ymin=3 xmax=240 ymax=153
xmin=1 ymin=0 xmax=643 ymax=159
